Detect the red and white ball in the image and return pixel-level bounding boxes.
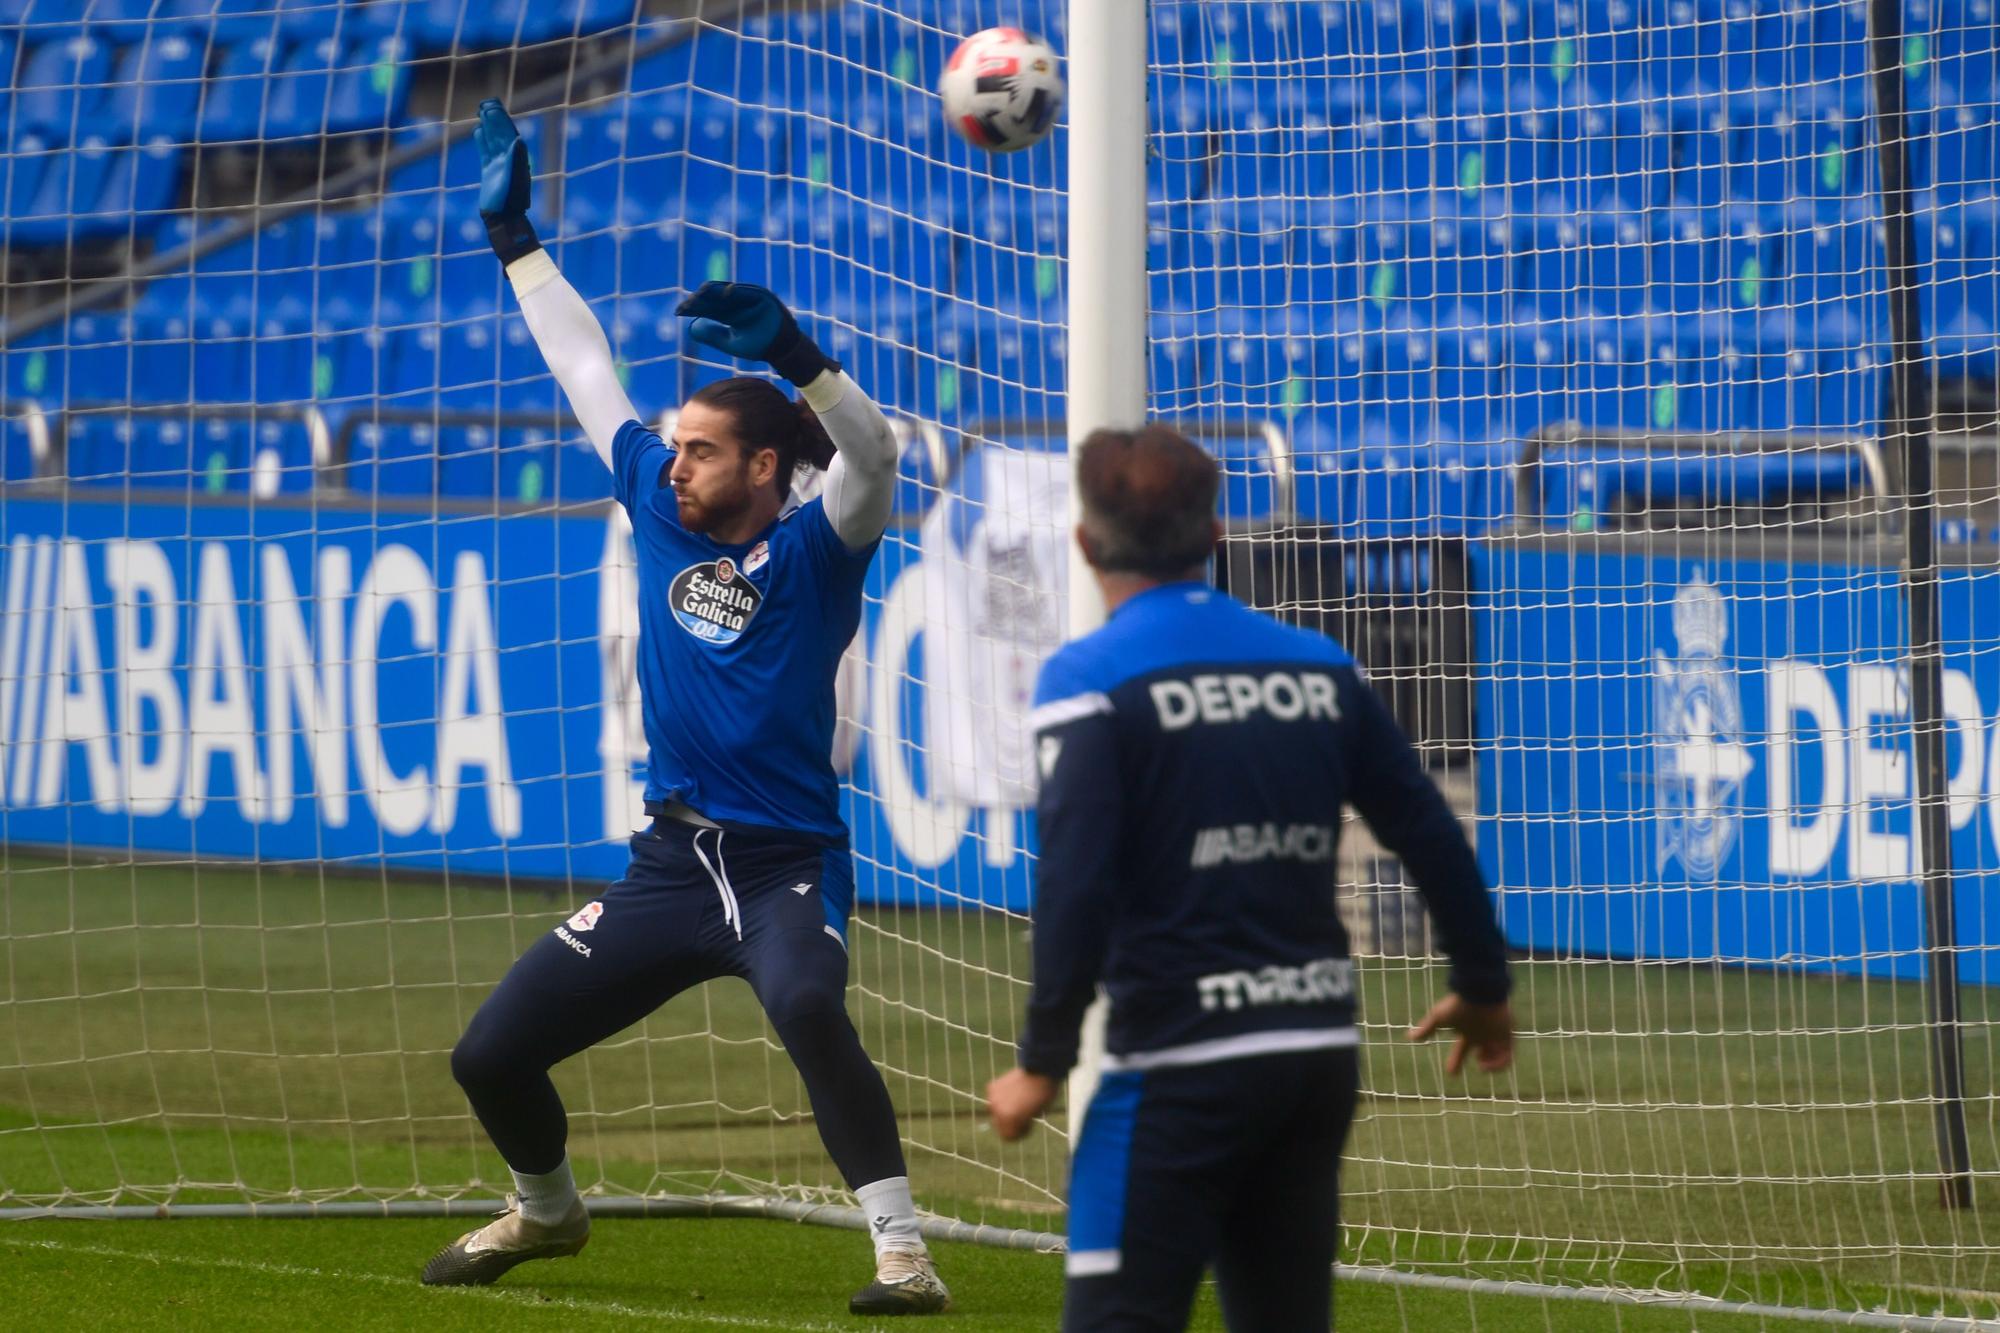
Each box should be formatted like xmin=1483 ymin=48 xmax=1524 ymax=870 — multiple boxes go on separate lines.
xmin=939 ymin=26 xmax=1065 ymax=153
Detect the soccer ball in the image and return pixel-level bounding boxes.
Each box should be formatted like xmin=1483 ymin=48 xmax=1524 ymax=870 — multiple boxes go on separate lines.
xmin=939 ymin=26 xmax=1064 ymax=153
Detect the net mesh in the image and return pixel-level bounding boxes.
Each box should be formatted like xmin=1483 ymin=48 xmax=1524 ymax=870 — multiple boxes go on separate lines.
xmin=1 ymin=0 xmax=1999 ymax=1322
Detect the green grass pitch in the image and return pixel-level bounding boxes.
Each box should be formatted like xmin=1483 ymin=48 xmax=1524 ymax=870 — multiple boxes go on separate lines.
xmin=3 ymin=853 xmax=1997 ymax=1328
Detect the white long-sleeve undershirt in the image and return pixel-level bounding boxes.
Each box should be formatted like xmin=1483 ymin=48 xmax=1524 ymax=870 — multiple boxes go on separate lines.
xmin=505 ymin=249 xmax=898 ymax=550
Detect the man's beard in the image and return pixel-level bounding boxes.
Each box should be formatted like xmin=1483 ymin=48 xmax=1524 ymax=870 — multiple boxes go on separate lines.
xmin=675 ymin=480 xmax=752 ymax=534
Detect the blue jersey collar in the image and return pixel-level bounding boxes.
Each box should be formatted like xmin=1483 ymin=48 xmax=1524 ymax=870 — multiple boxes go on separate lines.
xmin=1109 ymin=580 xmax=1216 ymax=620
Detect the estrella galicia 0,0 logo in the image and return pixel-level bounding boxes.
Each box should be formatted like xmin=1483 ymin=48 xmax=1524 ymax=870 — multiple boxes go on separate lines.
xmin=669 ymin=559 xmax=763 ymax=645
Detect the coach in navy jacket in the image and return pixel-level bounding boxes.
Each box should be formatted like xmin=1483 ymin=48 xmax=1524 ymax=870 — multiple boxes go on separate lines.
xmin=987 ymin=424 xmax=1514 ymax=1332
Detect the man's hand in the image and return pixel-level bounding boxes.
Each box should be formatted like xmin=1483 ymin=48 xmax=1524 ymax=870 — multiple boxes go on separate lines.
xmin=1408 ymin=993 xmax=1514 ymax=1075
xmin=677 ymin=281 xmax=836 ymax=388
xmin=985 ymin=1068 xmax=1061 ymax=1142
xmin=474 ymin=98 xmax=541 ymax=265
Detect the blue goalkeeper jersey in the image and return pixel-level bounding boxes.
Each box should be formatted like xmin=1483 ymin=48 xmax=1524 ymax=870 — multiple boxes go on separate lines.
xmin=612 ymin=418 xmax=877 ymax=846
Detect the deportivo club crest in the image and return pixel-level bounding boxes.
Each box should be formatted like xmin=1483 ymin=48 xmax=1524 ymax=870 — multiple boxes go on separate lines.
xmin=1653 ymin=572 xmax=1753 ymax=881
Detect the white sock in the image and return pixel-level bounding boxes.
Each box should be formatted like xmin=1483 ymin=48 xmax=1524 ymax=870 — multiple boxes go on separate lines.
xmin=511 ymin=1157 xmax=580 ymax=1226
xmin=855 ymin=1175 xmax=925 ymax=1258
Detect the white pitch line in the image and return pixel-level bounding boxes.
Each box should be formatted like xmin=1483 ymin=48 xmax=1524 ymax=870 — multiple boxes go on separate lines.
xmin=0 ymin=1235 xmax=851 ymax=1331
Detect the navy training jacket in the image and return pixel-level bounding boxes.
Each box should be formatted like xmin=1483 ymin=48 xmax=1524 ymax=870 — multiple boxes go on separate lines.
xmin=1020 ymin=581 xmax=1511 ymax=1076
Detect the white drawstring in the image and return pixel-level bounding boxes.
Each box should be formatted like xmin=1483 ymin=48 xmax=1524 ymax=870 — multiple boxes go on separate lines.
xmin=690 ymin=828 xmax=742 ymax=939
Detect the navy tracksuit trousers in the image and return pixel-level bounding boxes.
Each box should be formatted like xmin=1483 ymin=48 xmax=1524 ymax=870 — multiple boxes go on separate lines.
xmin=1062 ymin=1047 xmax=1362 ymax=1331
xmin=450 ymin=816 xmax=906 ymax=1189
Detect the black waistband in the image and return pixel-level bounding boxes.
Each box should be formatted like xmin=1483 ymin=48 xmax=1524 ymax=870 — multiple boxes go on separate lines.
xmin=640 ymin=801 xmax=846 ymax=851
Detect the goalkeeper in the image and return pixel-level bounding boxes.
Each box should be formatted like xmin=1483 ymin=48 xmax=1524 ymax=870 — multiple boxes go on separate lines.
xmin=422 ymin=101 xmax=948 ymax=1316
xmin=985 ymin=425 xmax=1514 ymax=1331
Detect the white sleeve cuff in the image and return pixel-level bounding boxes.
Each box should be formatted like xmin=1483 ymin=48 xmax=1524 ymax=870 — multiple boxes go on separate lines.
xmin=505 ymin=249 xmax=560 ymax=298
xmin=799 ymin=368 xmax=847 ymax=414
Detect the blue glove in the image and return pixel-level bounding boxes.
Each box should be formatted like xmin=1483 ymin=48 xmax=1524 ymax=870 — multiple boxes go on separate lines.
xmin=677 ymin=281 xmax=837 ymax=387
xmin=474 ymin=98 xmax=541 ymax=265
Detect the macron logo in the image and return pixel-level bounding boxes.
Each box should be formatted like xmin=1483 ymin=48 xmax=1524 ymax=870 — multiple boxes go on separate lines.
xmin=790 ymin=882 xmax=813 ymax=896
xmin=1151 ymin=671 xmax=1340 ymax=731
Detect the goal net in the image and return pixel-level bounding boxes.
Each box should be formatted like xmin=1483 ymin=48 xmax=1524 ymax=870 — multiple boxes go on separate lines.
xmin=3 ymin=0 xmax=2000 ymax=1324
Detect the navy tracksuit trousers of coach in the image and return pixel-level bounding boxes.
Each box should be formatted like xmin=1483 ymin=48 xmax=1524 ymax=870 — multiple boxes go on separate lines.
xmin=450 ymin=816 xmax=906 ymax=1189
xmin=1062 ymin=1047 xmax=1362 ymax=1333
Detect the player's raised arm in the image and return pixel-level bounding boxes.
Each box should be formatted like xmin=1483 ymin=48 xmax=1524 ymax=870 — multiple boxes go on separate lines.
xmin=679 ymin=282 xmax=898 ymax=550
xmin=475 ymin=99 xmax=640 ymax=471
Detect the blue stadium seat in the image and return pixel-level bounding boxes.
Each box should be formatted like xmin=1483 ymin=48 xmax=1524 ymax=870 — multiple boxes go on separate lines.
xmin=1921 ymin=103 xmax=1998 ymax=203
xmin=1434 ymin=110 xmax=1545 ymax=214
xmin=1933 ymin=0 xmax=1999 ymax=94
xmin=1209 ymin=107 xmax=1288 ymax=203
xmin=553 ymin=432 xmax=616 ymax=504
xmin=1149 ymin=85 xmax=1213 ymax=203
xmin=129 ymin=414 xmax=197 ymax=489
xmin=2 ymin=328 xmax=62 ymax=408
xmin=1361 ymin=326 xmax=1439 ymax=444
xmin=821 ymin=195 xmax=958 ymax=299
xmin=0 ymin=134 xmax=50 ymax=223
xmin=1462 ymin=0 xmax=1590 ymax=108
xmin=1427 ymin=439 xmax=1516 ymax=533
xmin=1536 ymin=103 xmax=1672 ymax=215
xmin=1956 ymin=201 xmax=2000 ymax=333
xmin=1289 ymin=417 xmax=1360 ymax=528
xmin=63 ymin=409 xmax=142 ymax=487
xmin=323 ymin=35 xmax=411 ymax=132
xmin=1786 ymin=217 xmax=1886 ymax=323
xmin=1504 ymin=321 xmax=1573 ymax=433
xmin=1430 ymin=215 xmax=1518 ymax=323
xmin=1149 ymin=310 xmax=1210 ymax=416
xmin=1432 ymin=326 xmax=1506 ymax=442
xmin=244 ymin=415 xmax=318 ymax=493
xmin=1352 ymin=440 xmax=1433 ymax=539
xmin=0 ymin=411 xmax=41 ymax=480
xmin=15 ymin=31 xmax=113 ymax=138
xmin=198 ymin=36 xmax=283 ymax=146
xmin=1333 ymin=118 xmax=1439 ymax=208
xmin=8 ymin=137 xmax=126 ymax=246
xmin=252 ymin=320 xmax=318 ymax=404
xmin=66 ymin=410 xmax=211 ymax=488
xmin=152 ymin=0 xmax=301 ymax=44
xmin=71 ymin=138 xmax=183 ymax=241
xmin=102 ymin=27 xmax=210 ymax=143
xmin=1577 ymin=212 xmax=1656 ymax=318
xmin=62 ymin=311 xmax=135 ymax=404
xmin=1286 ymin=205 xmax=1353 ymax=305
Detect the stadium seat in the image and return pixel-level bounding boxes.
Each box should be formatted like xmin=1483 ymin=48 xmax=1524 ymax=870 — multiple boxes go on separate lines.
xmin=1427 ymin=439 xmax=1516 ymax=533
xmin=101 ymin=27 xmax=210 ymax=144
xmin=1922 ymin=103 xmax=1998 ymax=203
xmin=60 ymin=408 xmax=118 ymax=486
xmin=1434 ymin=111 xmax=1545 ymax=214
xmin=0 ymin=410 xmax=41 ymax=480
xmin=344 ymin=418 xmax=438 ymax=495
xmin=1538 ymin=103 xmax=1674 ymax=215
xmin=1361 ymin=326 xmax=1439 ymax=444
xmin=197 ymin=36 xmax=284 ymax=147
xmin=1461 ymin=0 xmax=1589 ymax=109
xmin=70 ymin=138 xmax=183 ymax=241
xmin=1432 ymin=326 xmax=1506 ymax=442
xmin=15 ymin=31 xmax=113 ymax=138
xmin=1503 ymin=322 xmax=1574 ymax=434
xmin=1577 ymin=213 xmax=1656 ymax=319
xmin=8 ymin=137 xmax=128 ymax=247
xmin=1148 ymin=84 xmax=1214 ymax=203
xmin=324 ymin=35 xmax=412 ymax=132
xmin=1429 ymin=215 xmax=1518 ymax=324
